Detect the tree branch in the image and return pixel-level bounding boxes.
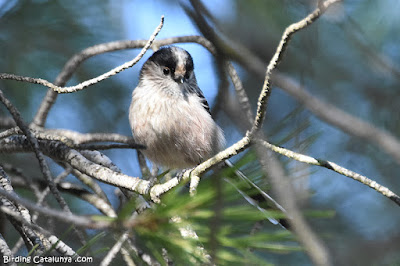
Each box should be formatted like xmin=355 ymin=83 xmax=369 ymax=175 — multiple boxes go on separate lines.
xmin=0 ymin=188 xmax=111 ymax=230
xmin=0 ymin=89 xmax=72 ymax=218
xmin=0 ymin=136 xmax=151 ymax=195
xmin=253 ymin=138 xmax=332 ymax=266
xmin=0 ymin=16 xmax=164 ymax=95
xmin=251 ymin=0 xmax=342 ymax=133
xmin=261 ymin=140 xmax=400 ymax=206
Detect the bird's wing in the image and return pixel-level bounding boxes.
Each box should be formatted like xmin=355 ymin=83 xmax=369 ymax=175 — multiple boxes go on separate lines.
xmin=188 ymin=84 xmax=211 ymax=114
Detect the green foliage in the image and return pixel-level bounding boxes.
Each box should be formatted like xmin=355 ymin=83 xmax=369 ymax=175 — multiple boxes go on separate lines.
xmin=114 ymin=161 xmax=296 ymax=265
xmin=76 ymin=231 xmax=107 ymax=256
xmin=108 ymin=143 xmax=337 ymax=265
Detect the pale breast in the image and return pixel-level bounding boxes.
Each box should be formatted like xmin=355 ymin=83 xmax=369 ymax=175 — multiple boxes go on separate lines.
xmin=129 ymin=87 xmax=225 ymax=169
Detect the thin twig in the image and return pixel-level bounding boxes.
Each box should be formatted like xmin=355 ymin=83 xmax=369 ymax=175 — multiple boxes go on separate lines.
xmin=32 ymin=35 xmax=209 ymax=128
xmin=248 ymin=2 xmax=341 ymax=265
xmin=42 ymin=129 xmax=134 ymax=145
xmin=9 ymin=167 xmax=72 ymax=253
xmin=253 ymin=138 xmax=332 ymax=266
xmin=0 ymin=126 xmax=20 ymax=139
xmin=33 ymin=16 xmax=163 ymax=127
xmin=0 ymin=90 xmax=71 ymax=215
xmin=0 ymin=188 xmax=111 ymax=229
xmin=0 ymin=136 xmax=151 ymax=195
xmin=252 ymin=0 xmax=342 ymax=133
xmin=150 ymin=135 xmax=251 ymax=202
xmin=0 ymin=89 xmax=88 ymax=245
xmin=0 ymin=234 xmax=15 ymax=266
xmin=0 ymin=16 xmax=164 ymax=95
xmin=261 ymin=140 xmax=400 ymax=206
xmin=10 ymin=174 xmax=116 ymax=217
xmin=72 ymin=143 xmax=144 ymax=151
xmin=226 ymin=62 xmax=254 ymax=123
xmin=100 ymin=233 xmax=130 ymax=266
xmin=71 ymin=169 xmax=111 ymax=204
xmin=272 ymin=71 xmax=400 ymax=165
xmin=0 ymin=166 xmax=44 ymax=252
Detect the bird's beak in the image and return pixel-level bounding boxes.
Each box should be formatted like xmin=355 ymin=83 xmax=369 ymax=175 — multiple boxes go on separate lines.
xmin=175 ymin=76 xmax=184 ymax=84
xmin=174 ymin=72 xmax=185 ymax=84
xmin=174 ymin=64 xmax=186 ymax=84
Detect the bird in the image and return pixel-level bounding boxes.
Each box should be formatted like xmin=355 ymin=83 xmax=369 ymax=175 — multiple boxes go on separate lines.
xmin=129 ymin=46 xmax=225 ymax=170
xmin=129 ymin=46 xmax=287 ymax=227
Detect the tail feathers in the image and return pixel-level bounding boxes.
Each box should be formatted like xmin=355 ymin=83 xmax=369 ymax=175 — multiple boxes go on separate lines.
xmin=224 ymin=160 xmax=291 ymax=228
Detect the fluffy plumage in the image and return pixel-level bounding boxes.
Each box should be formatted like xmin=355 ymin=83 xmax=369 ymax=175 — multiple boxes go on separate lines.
xmin=129 ymin=46 xmax=225 ymax=169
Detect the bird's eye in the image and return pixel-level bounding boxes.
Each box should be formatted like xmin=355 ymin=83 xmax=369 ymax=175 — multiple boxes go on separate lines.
xmin=163 ymin=67 xmax=170 ymax=76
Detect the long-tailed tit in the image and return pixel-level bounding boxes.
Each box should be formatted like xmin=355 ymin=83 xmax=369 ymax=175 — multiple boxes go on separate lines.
xmin=129 ymin=46 xmax=225 ymax=169
xmin=129 ymin=47 xmax=288 ymax=225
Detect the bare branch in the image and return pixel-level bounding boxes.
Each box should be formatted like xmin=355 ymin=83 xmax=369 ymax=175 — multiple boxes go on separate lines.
xmin=1 ymin=127 xmax=142 ymax=152
xmin=0 ymin=234 xmax=15 ymax=266
xmin=261 ymin=140 xmax=400 ymax=206
xmin=72 ymin=143 xmax=143 ymax=151
xmin=252 ymin=0 xmax=341 ymax=133
xmin=1 ymin=166 xmax=80 ymax=257
xmin=0 ymin=89 xmax=91 ymax=246
xmin=33 ymin=16 xmax=163 ymax=127
xmin=10 ymin=174 xmax=116 ymax=217
xmin=226 ymin=62 xmax=254 ymax=123
xmin=0 ymin=126 xmax=20 ymax=139
xmin=48 ymin=235 xmax=78 ymax=257
xmin=0 ymin=16 xmax=164 ymax=95
xmin=40 ymin=128 xmax=134 ymax=144
xmin=0 ymin=203 xmax=82 ymax=258
xmin=0 ymin=188 xmax=111 ymax=229
xmin=272 ymin=71 xmax=400 ymax=165
xmin=253 ymin=138 xmax=332 ymax=266
xmin=247 ymin=2 xmax=341 ymax=265
xmin=71 ymin=169 xmax=110 ymax=204
xmin=150 ymin=135 xmax=251 ymax=201
xmin=0 ymin=166 xmax=44 ymax=252
xmin=0 ymin=89 xmax=72 ymax=218
xmin=100 ymin=233 xmax=130 ymax=266
xmin=0 ymin=136 xmax=151 ymax=195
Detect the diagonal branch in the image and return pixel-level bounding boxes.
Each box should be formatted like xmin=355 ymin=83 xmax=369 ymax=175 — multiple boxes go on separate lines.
xmin=0 ymin=88 xmax=88 ymax=246
xmin=251 ymin=0 xmax=342 ymax=133
xmin=150 ymin=135 xmax=251 ymax=202
xmin=253 ymin=138 xmax=332 ymax=266
xmin=0 ymin=166 xmax=44 ymax=252
xmin=31 ymin=16 xmax=162 ymax=127
xmin=0 ymin=188 xmax=110 ymax=229
xmin=0 ymin=136 xmax=151 ymax=195
xmin=0 ymin=16 xmax=164 ymax=95
xmin=272 ymin=71 xmax=400 ymax=165
xmin=261 ymin=140 xmax=400 ymax=206
xmin=0 ymin=89 xmax=71 ymax=214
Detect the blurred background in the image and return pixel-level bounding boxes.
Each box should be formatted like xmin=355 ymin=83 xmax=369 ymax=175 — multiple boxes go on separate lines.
xmin=0 ymin=0 xmax=400 ymax=265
